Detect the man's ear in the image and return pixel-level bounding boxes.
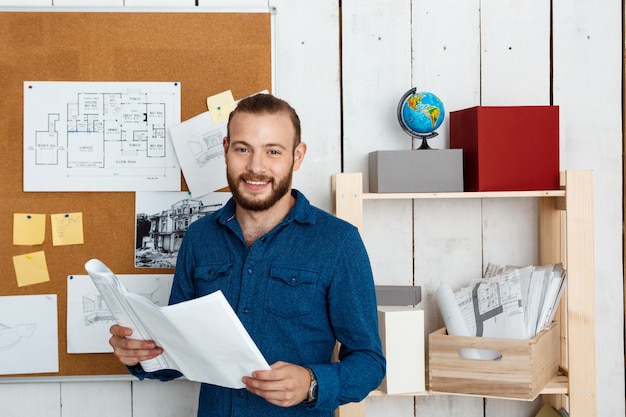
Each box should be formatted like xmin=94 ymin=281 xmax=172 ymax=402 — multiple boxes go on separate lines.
xmin=293 ymin=142 xmax=307 ymax=171
xmin=222 ymin=137 xmax=229 ymax=155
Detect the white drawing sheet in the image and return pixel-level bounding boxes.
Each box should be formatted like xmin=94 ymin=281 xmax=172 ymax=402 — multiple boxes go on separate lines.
xmin=23 ymin=81 xmax=181 ymax=192
xmin=0 ymin=294 xmax=58 ymax=375
xmin=66 ymin=273 xmax=174 ymax=354
xmin=169 ymin=90 xmax=268 ymax=199
xmin=169 ymin=111 xmax=228 ymax=198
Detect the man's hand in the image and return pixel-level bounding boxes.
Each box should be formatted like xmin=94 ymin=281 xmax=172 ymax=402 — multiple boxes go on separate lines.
xmin=242 ymin=361 xmax=312 ymax=407
xmin=109 ymin=325 xmax=163 ymax=366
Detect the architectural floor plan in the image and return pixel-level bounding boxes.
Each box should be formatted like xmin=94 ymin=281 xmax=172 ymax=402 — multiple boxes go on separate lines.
xmin=24 ymin=82 xmax=181 ymax=192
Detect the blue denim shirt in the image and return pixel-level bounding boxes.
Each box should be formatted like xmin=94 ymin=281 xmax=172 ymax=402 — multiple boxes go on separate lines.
xmin=128 ymin=190 xmax=385 ymax=416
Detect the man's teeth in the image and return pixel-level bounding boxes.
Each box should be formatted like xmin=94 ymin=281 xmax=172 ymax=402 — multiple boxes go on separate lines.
xmin=247 ymin=180 xmax=266 ymax=185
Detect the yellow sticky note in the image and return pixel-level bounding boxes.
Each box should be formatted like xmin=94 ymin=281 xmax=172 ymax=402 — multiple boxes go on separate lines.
xmin=51 ymin=212 xmax=84 ymax=246
xmin=13 ymin=213 xmax=46 ymax=245
xmin=207 ymin=90 xmax=236 ymax=124
xmin=13 ymin=251 xmax=50 ymax=287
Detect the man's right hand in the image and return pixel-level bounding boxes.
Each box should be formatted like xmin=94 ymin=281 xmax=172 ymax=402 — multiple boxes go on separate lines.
xmin=109 ymin=325 xmax=163 ymax=366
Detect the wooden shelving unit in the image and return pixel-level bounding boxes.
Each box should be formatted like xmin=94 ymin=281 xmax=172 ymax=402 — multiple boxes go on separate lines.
xmin=331 ymin=170 xmax=596 ymax=417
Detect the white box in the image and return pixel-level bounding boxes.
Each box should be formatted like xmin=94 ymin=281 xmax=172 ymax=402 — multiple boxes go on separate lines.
xmin=377 ymin=306 xmax=425 ymax=394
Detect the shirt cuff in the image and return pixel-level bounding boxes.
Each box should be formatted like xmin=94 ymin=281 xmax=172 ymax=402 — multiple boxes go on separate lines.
xmin=305 ymin=364 xmax=340 ymax=411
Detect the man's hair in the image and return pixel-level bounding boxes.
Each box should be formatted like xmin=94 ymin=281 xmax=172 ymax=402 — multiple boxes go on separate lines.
xmin=226 ymin=93 xmax=301 ymax=147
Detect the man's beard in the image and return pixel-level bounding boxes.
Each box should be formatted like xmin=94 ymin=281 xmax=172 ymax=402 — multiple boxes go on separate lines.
xmin=227 ymin=169 xmax=293 ymax=212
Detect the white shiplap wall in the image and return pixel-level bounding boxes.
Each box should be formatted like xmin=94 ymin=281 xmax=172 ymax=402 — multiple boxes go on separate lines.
xmin=0 ymin=1 xmax=623 ymax=417
xmin=552 ymin=2 xmax=624 ymax=417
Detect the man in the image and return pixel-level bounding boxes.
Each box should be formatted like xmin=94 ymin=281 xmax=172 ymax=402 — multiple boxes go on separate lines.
xmin=109 ymin=93 xmax=385 ymax=416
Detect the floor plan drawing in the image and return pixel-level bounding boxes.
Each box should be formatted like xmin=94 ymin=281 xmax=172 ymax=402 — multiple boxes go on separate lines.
xmin=24 ymin=82 xmax=181 ymax=192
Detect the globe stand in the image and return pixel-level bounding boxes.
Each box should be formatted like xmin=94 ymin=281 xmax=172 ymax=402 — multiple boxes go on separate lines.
xmin=369 ymin=87 xmax=463 ymax=192
xmin=412 ymin=132 xmax=438 ymax=150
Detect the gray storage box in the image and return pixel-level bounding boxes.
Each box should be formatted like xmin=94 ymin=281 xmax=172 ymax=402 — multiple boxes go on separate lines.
xmin=375 ymin=285 xmax=422 ymax=306
xmin=369 ymin=149 xmax=463 ymax=193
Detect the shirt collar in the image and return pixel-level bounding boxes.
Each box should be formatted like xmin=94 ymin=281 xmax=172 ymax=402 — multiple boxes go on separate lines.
xmin=217 ymin=189 xmax=315 ymax=226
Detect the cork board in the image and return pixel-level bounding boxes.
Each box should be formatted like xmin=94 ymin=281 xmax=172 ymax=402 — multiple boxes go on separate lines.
xmin=0 ymin=11 xmax=271 ymax=379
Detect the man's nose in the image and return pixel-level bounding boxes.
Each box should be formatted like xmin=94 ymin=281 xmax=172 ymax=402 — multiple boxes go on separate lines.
xmin=246 ymin=152 xmax=266 ymax=173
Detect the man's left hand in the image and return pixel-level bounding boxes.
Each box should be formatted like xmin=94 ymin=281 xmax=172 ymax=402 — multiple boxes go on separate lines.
xmin=242 ymin=361 xmax=311 ymax=407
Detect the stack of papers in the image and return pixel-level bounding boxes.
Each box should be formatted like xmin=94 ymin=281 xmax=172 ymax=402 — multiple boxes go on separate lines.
xmin=436 ymin=262 xmax=566 ymax=358
xmin=484 ymin=262 xmax=566 ymax=337
xmin=84 ymin=259 xmax=270 ymax=388
xmin=436 ymin=269 xmax=526 ymax=359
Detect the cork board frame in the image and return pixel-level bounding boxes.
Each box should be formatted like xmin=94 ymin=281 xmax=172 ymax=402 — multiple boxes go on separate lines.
xmin=0 ymin=11 xmax=271 ymax=379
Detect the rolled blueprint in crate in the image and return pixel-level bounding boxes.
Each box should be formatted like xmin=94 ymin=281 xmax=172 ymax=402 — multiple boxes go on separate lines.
xmin=377 ymin=306 xmax=425 ymax=394
xmin=428 ymin=321 xmax=559 ymax=400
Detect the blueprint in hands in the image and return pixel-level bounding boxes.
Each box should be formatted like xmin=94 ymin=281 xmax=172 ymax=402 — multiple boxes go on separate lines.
xmin=85 ymin=259 xmax=270 ymax=388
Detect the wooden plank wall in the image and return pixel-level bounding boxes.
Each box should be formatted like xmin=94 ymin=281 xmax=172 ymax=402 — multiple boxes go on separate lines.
xmin=552 ymin=3 xmax=623 ymax=416
xmin=0 ymin=1 xmax=623 ymax=417
xmin=342 ymin=1 xmax=623 ymax=417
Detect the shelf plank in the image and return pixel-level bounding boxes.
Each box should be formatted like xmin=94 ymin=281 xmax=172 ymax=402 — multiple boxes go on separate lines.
xmin=366 ymin=373 xmax=568 ymax=398
xmin=362 ymin=190 xmax=565 ymax=200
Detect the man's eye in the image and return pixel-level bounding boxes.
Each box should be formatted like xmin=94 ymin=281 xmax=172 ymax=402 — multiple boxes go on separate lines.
xmin=268 ymin=149 xmax=280 ymax=155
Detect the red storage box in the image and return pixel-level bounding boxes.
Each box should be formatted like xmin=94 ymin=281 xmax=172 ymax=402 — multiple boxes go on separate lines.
xmin=450 ymin=106 xmax=559 ymax=191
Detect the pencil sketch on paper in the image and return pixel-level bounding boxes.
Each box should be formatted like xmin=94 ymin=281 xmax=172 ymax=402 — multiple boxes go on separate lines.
xmin=188 ymin=127 xmax=224 ymax=169
xmin=67 ymin=274 xmax=174 ymax=353
xmin=0 ymin=294 xmax=58 ymax=375
xmin=23 ymin=81 xmax=181 ymax=192
xmin=82 ymin=276 xmax=171 ymax=327
xmin=169 ymin=110 xmax=229 ymax=198
xmin=169 ymin=89 xmax=268 ymax=199
xmin=135 ymin=191 xmax=232 ymax=268
xmin=0 ymin=322 xmax=36 ymax=351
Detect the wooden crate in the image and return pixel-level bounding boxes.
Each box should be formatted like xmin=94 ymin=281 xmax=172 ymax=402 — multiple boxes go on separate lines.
xmin=428 ymin=321 xmax=559 ymax=400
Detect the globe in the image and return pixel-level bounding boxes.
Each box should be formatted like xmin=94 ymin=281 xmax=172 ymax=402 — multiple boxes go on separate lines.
xmin=397 ymin=88 xmax=445 ymax=149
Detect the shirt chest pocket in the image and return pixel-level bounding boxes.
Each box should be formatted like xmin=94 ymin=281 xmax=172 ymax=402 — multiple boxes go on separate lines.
xmin=194 ymin=263 xmax=232 ymax=297
xmin=267 ymin=267 xmax=319 ymax=318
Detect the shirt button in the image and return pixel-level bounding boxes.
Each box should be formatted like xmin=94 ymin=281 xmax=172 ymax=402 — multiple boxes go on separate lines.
xmin=242 ymin=308 xmax=250 ymax=314
xmin=261 ymin=237 xmax=266 ymax=243
xmin=247 ymin=268 xmax=253 ymax=274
